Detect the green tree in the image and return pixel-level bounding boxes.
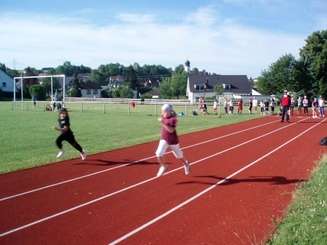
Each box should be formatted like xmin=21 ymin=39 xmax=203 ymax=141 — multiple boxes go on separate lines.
xmin=170 ymin=73 xmax=187 ymax=98
xmin=257 ymin=54 xmax=298 ymax=95
xmin=40 ymin=77 xmax=61 ymax=95
xmin=299 ymin=30 xmax=327 ymax=98
xmin=67 ymin=75 xmax=81 ymax=97
xmin=89 ymin=69 xmax=106 ymax=85
xmin=125 ymin=66 xmax=140 ymax=91
xmin=29 ymin=85 xmax=46 ymax=100
xmin=159 ymin=78 xmax=173 ymax=99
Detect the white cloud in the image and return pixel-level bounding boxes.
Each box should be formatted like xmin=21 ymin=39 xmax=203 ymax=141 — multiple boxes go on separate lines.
xmin=0 ymin=5 xmax=318 ymax=78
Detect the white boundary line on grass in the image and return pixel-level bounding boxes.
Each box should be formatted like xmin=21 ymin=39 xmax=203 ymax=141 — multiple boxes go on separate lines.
xmin=109 ymin=118 xmax=327 ymax=245
xmin=0 ymin=119 xmax=278 ymax=202
xmin=0 ymin=117 xmax=314 ymax=237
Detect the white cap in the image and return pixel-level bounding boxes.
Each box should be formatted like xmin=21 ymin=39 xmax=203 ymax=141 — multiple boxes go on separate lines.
xmin=161 ymin=104 xmax=172 ymax=111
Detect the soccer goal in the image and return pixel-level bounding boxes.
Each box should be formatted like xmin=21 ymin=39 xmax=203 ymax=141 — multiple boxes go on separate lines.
xmin=13 ymin=74 xmax=66 ymax=102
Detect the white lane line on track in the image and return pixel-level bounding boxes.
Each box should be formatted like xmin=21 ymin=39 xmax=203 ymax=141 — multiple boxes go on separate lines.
xmin=0 ymin=119 xmax=278 ymax=202
xmin=0 ymin=117 xmax=315 ymax=237
xmin=109 ymin=117 xmax=327 ymax=245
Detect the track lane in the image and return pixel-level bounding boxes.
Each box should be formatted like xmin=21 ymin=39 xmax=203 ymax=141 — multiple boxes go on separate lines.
xmin=0 ymin=116 xmax=327 ymax=244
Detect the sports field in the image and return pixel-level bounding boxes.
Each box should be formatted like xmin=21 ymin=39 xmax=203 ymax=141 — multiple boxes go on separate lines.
xmin=1 ymin=102 xmax=327 ymax=244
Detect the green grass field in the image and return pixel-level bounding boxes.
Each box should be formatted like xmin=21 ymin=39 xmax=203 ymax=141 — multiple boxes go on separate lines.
xmin=0 ymin=101 xmax=261 ymax=173
xmin=1 ymin=100 xmax=326 ymax=244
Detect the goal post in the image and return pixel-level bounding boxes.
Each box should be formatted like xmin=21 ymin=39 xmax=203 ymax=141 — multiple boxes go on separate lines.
xmin=13 ymin=74 xmax=66 ymax=102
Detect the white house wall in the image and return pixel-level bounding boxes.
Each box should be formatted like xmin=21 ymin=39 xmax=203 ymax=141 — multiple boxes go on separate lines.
xmin=0 ymin=70 xmax=14 ymax=92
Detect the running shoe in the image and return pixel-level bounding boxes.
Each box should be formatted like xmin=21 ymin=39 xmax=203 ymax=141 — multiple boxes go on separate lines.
xmin=81 ymin=150 xmax=87 ymax=160
xmin=156 ymin=164 xmax=168 ymax=177
xmin=56 ymin=151 xmax=65 ymax=158
xmin=184 ymin=161 xmax=191 ymax=175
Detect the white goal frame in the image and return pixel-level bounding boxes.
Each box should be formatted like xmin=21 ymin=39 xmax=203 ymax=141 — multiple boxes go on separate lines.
xmin=13 ymin=75 xmax=66 ymax=102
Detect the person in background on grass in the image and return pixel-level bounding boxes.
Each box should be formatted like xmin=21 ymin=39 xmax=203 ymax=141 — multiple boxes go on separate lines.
xmin=52 ymin=108 xmax=86 ymax=160
xmin=297 ymin=96 xmax=303 ymax=116
xmin=259 ymin=100 xmax=264 ymax=115
xmin=223 ymin=97 xmax=228 ymax=115
xmin=312 ymin=98 xmax=318 ymax=118
xmin=228 ymin=98 xmax=234 ymax=115
xmin=237 ymin=98 xmax=243 ymax=114
xmin=281 ymin=90 xmax=291 ymax=123
xmin=319 ymin=95 xmax=325 ymax=117
xmin=32 ymin=95 xmax=37 ymax=108
xmin=270 ymin=98 xmax=276 ymax=115
xmin=155 ymin=104 xmax=190 ymax=177
xmin=213 ymin=99 xmax=218 ymax=115
xmin=264 ymin=99 xmax=270 ymax=115
xmin=252 ymin=97 xmax=258 ymax=114
xmin=303 ymin=96 xmax=309 ymax=116
xmin=248 ymin=98 xmax=252 ymax=114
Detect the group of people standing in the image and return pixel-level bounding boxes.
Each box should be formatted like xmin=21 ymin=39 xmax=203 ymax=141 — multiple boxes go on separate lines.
xmin=296 ymin=94 xmax=325 ymax=118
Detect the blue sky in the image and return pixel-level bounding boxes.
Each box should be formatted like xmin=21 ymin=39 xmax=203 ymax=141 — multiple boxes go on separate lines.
xmin=0 ymin=0 xmax=326 ymax=78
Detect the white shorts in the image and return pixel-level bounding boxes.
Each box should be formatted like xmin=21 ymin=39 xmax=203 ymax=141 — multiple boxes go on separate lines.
xmin=155 ymin=139 xmax=183 ymax=159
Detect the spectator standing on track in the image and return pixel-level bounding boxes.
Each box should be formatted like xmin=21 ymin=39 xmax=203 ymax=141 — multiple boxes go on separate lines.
xmin=155 ymin=104 xmax=190 ymax=177
xmin=303 ymin=96 xmax=309 ymax=116
xmin=281 ymin=90 xmax=291 ymax=123
xmin=290 ymin=96 xmax=295 ymax=115
xmin=312 ymin=98 xmax=318 ymax=118
xmin=237 ymin=99 xmax=243 ymax=114
xmin=252 ymin=97 xmax=258 ymax=114
xmin=297 ymin=96 xmax=303 ymax=116
xmin=319 ymin=95 xmax=325 ymax=117
xmin=52 ymin=108 xmax=86 ymax=160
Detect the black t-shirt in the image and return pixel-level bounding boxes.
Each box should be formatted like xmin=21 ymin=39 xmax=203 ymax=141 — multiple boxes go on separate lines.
xmin=58 ymin=117 xmax=73 ymax=134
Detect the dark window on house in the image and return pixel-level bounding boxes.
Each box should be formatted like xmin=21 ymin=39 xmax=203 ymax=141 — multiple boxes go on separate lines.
xmin=2 ymin=82 xmax=6 ymax=87
xmin=194 ymin=84 xmax=205 ymax=91
xmin=86 ymin=89 xmax=91 ymax=95
xmin=223 ymin=84 xmax=231 ymax=91
xmin=93 ymin=89 xmax=98 ymax=94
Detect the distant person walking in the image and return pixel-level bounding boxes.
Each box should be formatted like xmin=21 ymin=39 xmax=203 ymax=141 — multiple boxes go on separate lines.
xmin=155 ymin=104 xmax=190 ymax=177
xmin=33 ymin=95 xmax=37 ymax=108
xmin=52 ymin=108 xmax=86 ymax=160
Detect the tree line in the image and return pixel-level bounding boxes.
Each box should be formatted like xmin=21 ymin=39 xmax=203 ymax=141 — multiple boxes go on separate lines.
xmin=257 ymin=30 xmax=327 ymax=102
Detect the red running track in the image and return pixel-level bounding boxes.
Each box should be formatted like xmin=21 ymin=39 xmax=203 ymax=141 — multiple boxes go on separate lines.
xmin=1 ymin=115 xmax=327 ymax=244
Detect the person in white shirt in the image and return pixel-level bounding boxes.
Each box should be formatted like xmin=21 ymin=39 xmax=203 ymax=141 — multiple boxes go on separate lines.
xmin=252 ymin=97 xmax=258 ymax=114
xmin=297 ymin=96 xmax=302 ymax=116
xmin=302 ymin=96 xmax=309 ymax=116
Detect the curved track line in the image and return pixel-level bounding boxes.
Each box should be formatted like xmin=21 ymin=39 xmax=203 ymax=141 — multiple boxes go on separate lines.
xmin=0 ymin=118 xmax=312 ymax=237
xmin=109 ymin=118 xmax=327 ymax=244
xmin=0 ymin=119 xmax=279 ymax=202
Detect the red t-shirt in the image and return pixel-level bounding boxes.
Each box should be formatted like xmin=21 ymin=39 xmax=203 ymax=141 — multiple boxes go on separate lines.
xmin=161 ymin=116 xmax=179 ymax=145
xmin=281 ymin=95 xmax=291 ymax=107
